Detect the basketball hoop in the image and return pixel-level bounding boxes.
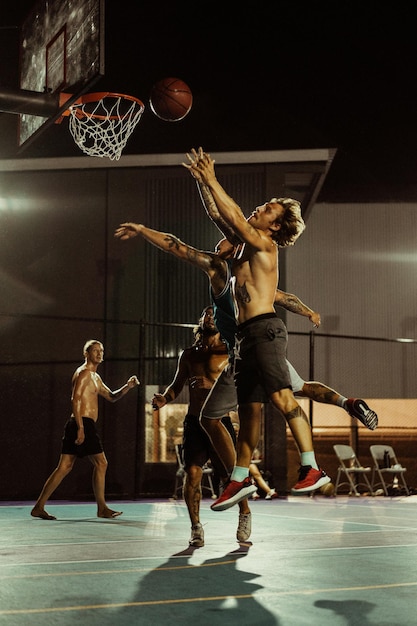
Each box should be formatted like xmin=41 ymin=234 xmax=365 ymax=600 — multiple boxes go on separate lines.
xmin=67 ymin=92 xmax=145 ymax=160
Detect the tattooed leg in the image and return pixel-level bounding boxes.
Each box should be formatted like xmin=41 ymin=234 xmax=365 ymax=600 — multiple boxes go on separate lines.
xmin=183 ymin=465 xmax=203 ymax=526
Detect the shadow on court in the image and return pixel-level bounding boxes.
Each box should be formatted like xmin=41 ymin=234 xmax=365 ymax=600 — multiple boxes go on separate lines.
xmin=114 ymin=543 xmax=279 ymax=625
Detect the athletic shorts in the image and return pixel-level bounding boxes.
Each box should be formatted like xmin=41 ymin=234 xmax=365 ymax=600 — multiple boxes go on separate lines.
xmin=286 ymin=360 xmax=305 ymax=394
xmin=61 ymin=416 xmax=104 ymax=458
xmin=182 ymin=413 xmax=235 ymax=471
xmin=235 ymin=313 xmax=292 ymax=404
xmin=201 ymin=359 xmax=238 ymax=419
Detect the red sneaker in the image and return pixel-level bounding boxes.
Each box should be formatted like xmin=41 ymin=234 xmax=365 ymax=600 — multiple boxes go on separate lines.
xmin=211 ymin=477 xmax=257 ymax=511
xmin=291 ymin=465 xmax=330 ymax=494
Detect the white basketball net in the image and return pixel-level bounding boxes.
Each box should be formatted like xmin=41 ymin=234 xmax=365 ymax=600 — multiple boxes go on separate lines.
xmin=68 ymin=94 xmax=144 ymax=160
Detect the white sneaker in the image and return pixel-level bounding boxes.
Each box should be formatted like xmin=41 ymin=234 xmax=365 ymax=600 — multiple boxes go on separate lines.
xmin=265 ymin=488 xmax=278 ymax=500
xmin=236 ymin=513 xmax=252 ymax=542
xmin=189 ymin=523 xmax=204 ymax=547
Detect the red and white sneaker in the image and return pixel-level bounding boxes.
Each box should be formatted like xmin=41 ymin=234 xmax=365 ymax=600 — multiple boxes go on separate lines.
xmin=265 ymin=488 xmax=279 ymax=500
xmin=291 ymin=465 xmax=331 ymax=495
xmin=211 ymin=477 xmax=257 ymax=511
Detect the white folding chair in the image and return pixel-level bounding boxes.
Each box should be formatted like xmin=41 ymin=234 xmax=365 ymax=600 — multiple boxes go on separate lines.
xmin=172 ymin=444 xmax=217 ymax=500
xmin=370 ymin=445 xmax=409 ymax=496
xmin=333 ymin=444 xmax=373 ymax=496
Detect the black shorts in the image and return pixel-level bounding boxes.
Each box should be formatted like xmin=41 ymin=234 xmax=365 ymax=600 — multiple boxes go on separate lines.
xmin=61 ymin=417 xmax=104 ymax=458
xmin=182 ymin=413 xmax=236 ymax=472
xmin=235 ymin=313 xmax=292 ymax=404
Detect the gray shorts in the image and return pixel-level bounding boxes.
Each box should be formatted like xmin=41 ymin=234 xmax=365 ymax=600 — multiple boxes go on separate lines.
xmin=201 ymin=360 xmax=238 ymax=419
xmin=201 ymin=355 xmax=305 ymax=420
xmin=286 ymin=360 xmax=305 ymax=394
xmin=235 ymin=313 xmax=292 ymax=404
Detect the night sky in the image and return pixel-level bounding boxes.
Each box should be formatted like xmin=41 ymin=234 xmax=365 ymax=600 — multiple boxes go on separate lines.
xmin=1 ymin=1 xmax=417 ymax=201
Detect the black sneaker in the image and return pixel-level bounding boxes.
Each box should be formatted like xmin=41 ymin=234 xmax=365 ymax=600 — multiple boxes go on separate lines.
xmin=345 ymin=399 xmax=378 ymax=431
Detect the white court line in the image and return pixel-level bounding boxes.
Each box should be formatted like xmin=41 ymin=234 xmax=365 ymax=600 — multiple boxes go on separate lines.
xmin=1 ymin=540 xmax=417 ymax=571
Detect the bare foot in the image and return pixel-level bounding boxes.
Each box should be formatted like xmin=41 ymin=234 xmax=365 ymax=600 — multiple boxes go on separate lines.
xmin=31 ymin=506 xmax=57 ymax=520
xmin=97 ymin=508 xmax=123 ymax=519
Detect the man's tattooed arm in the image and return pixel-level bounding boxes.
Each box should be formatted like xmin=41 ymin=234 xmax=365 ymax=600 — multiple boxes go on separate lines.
xmin=164 ymin=234 xmax=181 ymax=251
xmin=275 ymin=290 xmax=321 ymax=327
xmin=197 ymin=181 xmax=241 ymax=246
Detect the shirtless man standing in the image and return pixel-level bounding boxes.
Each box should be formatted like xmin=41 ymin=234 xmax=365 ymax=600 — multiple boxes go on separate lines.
xmin=151 ymin=306 xmax=250 ymax=547
xmin=188 ymin=149 xmax=331 ymax=510
xmin=31 ymin=340 xmax=139 ymax=520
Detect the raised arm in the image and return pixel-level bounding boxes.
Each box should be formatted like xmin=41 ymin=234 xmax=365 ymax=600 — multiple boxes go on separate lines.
xmin=115 ymin=222 xmax=230 ymax=295
xmin=275 ymin=289 xmax=321 ymax=328
xmin=197 ymin=180 xmax=242 ymax=246
xmin=115 ymin=222 xmax=215 ymax=274
xmin=184 ymin=148 xmax=241 ymax=246
xmin=183 ymin=149 xmax=264 ymax=248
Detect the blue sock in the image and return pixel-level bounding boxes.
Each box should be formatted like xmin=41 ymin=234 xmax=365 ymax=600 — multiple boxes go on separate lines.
xmin=231 ymin=466 xmax=249 ymax=482
xmin=300 ymin=452 xmax=318 ymax=470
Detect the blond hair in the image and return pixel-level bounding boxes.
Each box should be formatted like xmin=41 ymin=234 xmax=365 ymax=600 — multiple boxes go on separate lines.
xmin=270 ymin=197 xmax=305 ymax=247
xmin=83 ymin=339 xmax=103 ymax=356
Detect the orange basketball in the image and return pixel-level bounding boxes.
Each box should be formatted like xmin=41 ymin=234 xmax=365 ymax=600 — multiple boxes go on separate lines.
xmin=149 ymin=77 xmax=193 ymax=122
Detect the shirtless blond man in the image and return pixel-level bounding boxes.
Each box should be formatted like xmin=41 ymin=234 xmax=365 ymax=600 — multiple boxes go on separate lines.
xmin=187 ymin=149 xmax=330 ymax=510
xmin=31 ymin=340 xmax=139 ymax=520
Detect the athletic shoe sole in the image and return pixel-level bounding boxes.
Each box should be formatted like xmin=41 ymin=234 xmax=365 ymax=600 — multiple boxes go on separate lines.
xmin=347 ymin=399 xmax=378 ymax=430
xmin=211 ymin=483 xmax=257 ymax=511
xmin=291 ymin=474 xmax=331 ymax=495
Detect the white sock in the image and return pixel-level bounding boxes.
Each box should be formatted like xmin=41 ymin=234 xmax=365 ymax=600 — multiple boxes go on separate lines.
xmin=231 ymin=466 xmax=249 ymax=482
xmin=338 ymin=396 xmax=348 ymax=408
xmin=300 ymin=452 xmax=318 ymax=470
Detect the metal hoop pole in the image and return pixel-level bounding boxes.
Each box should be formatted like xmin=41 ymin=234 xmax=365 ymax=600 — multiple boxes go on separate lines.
xmin=0 ymin=87 xmax=61 ymax=117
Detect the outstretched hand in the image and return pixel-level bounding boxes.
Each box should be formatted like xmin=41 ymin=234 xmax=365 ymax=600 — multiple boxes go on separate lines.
xmin=114 ymin=223 xmax=141 ymax=240
xmin=127 ymin=375 xmax=140 ymax=387
xmin=309 ymin=312 xmax=321 ymax=328
xmin=182 ymin=147 xmax=215 ymax=183
xmin=183 ymin=147 xmax=203 ymax=180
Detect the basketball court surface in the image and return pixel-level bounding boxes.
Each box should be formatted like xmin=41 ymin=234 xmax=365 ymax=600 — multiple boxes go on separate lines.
xmin=1 ymin=495 xmax=417 ymax=625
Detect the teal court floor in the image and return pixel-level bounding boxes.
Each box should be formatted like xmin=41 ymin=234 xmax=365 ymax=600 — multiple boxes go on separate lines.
xmin=1 ymin=495 xmax=417 ymax=626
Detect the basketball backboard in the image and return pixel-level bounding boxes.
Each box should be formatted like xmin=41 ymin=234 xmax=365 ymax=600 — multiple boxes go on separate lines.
xmin=18 ymin=0 xmax=105 ymax=150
